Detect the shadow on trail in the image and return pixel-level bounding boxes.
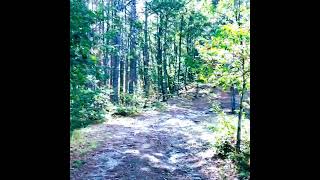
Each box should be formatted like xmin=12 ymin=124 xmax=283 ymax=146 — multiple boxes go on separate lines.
xmin=71 ymin=85 xmax=240 ymax=179
xmin=71 ymin=123 xmax=218 ymax=180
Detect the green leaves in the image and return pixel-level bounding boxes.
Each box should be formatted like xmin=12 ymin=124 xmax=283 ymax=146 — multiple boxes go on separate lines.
xmin=196 ymin=17 xmax=250 ymax=92
xmin=70 ymin=0 xmax=110 ymax=131
xmin=89 ymin=55 xmax=97 ymax=63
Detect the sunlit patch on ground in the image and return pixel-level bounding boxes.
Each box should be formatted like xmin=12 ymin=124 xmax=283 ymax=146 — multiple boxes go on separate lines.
xmin=141 ymin=154 xmax=161 ymax=163
xmin=124 ymin=149 xmax=140 ymax=155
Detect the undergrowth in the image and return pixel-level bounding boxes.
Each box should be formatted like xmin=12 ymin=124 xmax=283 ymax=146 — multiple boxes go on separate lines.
xmin=72 ymin=159 xmax=86 ymax=168
xmin=71 ymin=129 xmax=99 ymax=163
xmin=151 ymin=101 xmax=167 ymax=111
xmin=208 ymin=100 xmax=250 ymax=180
xmin=113 ymin=94 xmax=145 ymax=116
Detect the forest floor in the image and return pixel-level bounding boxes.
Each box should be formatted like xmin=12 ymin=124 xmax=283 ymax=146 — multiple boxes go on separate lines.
xmin=70 ymin=85 xmax=248 ymax=180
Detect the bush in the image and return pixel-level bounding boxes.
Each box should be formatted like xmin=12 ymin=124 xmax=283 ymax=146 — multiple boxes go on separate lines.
xmin=70 ymin=86 xmax=113 ymax=132
xmin=232 ymin=140 xmax=250 ymax=179
xmin=112 ymin=94 xmax=146 ymax=116
xmin=113 ymin=105 xmax=139 ymax=116
xmin=123 ymin=94 xmax=146 ymax=107
xmin=211 ymin=100 xmax=223 ymax=113
xmin=72 ymin=160 xmax=86 ymax=168
xmin=151 ymin=101 xmax=167 ymax=111
xmin=209 ymin=112 xmax=250 ymax=179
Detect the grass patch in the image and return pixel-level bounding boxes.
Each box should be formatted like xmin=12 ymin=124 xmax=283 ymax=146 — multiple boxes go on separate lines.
xmin=72 ymin=159 xmax=86 ymax=169
xmin=71 ymin=129 xmax=85 ymax=145
xmin=70 ymin=128 xmax=100 ymax=157
xmin=113 ymin=106 xmax=140 ymax=116
xmin=151 ymin=101 xmax=167 ymax=111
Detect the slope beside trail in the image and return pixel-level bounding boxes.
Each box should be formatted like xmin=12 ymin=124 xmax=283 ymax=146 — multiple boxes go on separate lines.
xmin=70 ymin=85 xmax=239 ymax=180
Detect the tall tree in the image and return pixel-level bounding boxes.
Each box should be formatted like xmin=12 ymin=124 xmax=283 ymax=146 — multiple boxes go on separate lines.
xmin=177 ymin=15 xmax=183 ymax=94
xmin=162 ymin=14 xmax=169 ymax=101
xmin=143 ymin=1 xmax=150 ymax=97
xmin=111 ymin=0 xmax=120 ymax=103
xmin=156 ymin=14 xmax=163 ymax=99
xmin=124 ymin=3 xmax=129 ymax=94
xmin=119 ymin=0 xmax=125 ymax=102
xmin=129 ymin=0 xmax=138 ymax=94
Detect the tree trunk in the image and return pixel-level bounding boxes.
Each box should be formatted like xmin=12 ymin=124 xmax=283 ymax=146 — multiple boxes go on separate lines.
xmin=120 ymin=59 xmax=124 ymax=98
xmin=195 ymin=82 xmax=199 ymax=98
xmin=125 ymin=41 xmax=129 ymax=94
xmin=143 ymin=1 xmax=150 ymax=98
xmin=184 ymin=18 xmax=191 ymax=91
xmin=236 ymin=51 xmax=246 ymax=152
xmin=129 ymin=0 xmax=138 ymax=94
xmin=177 ymin=15 xmax=183 ymax=94
xmin=101 ymin=0 xmax=106 ymax=86
xmin=103 ymin=1 xmax=109 ymax=86
xmin=119 ymin=35 xmax=124 ymax=102
xmin=231 ymin=85 xmax=236 ymax=114
xmin=235 ymin=0 xmax=244 ymax=152
xmin=162 ymin=15 xmax=168 ymax=101
xmin=111 ymin=0 xmax=120 ymax=103
xmin=184 ymin=38 xmax=189 ymax=91
xmin=236 ymin=86 xmax=245 ymax=152
xmin=124 ymin=3 xmax=129 ymax=94
xmin=173 ymin=30 xmax=178 ymax=94
xmin=108 ymin=0 xmax=115 ymax=87
xmin=156 ymin=15 xmax=163 ymax=100
xmin=119 ymin=0 xmax=125 ymax=103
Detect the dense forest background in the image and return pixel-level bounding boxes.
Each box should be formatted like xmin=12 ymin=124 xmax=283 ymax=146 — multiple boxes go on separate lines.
xmin=70 ymin=0 xmax=249 ymax=130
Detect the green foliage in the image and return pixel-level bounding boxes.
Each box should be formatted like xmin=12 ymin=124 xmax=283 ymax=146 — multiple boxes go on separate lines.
xmin=151 ymin=101 xmax=167 ymax=111
xmin=196 ymin=23 xmax=250 ymax=91
xmin=232 ymin=140 xmax=250 ymax=179
xmin=123 ymin=94 xmax=145 ymax=107
xmin=149 ymin=0 xmax=186 ymax=15
xmin=209 ymin=113 xmax=250 ymax=179
xmin=195 ymin=0 xmax=250 ymax=95
xmin=71 ymin=128 xmax=100 ymax=157
xmin=72 ymin=160 xmax=86 ymax=168
xmin=113 ymin=94 xmax=147 ymax=116
xmin=211 ymin=100 xmax=223 ymax=113
xmin=114 ymin=105 xmax=139 ymax=116
xmin=70 ymin=85 xmax=113 ymax=131
xmin=70 ymin=0 xmax=115 ymax=132
xmin=70 ymin=129 xmax=84 ymax=143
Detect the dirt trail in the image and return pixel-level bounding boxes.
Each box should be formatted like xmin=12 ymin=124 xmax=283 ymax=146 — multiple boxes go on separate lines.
xmin=70 ymin=85 xmax=238 ymax=180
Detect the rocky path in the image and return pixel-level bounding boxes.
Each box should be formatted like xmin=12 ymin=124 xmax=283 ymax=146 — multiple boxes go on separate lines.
xmin=70 ymin=86 xmax=238 ymax=179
